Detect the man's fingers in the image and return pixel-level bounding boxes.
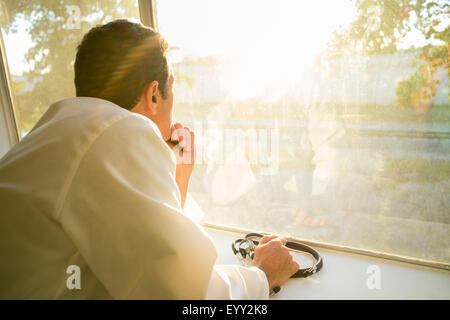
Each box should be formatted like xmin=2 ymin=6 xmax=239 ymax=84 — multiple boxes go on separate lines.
xmin=168 ymin=124 xmax=196 ymax=165
xmin=171 ymin=126 xmax=190 ymax=148
xmin=259 ymin=235 xmax=277 ymax=245
xmin=278 ymin=237 xmax=287 ymax=246
xmin=170 ymin=123 xmax=183 ymax=141
xmin=292 ymin=259 xmax=300 ymax=273
xmin=260 ymin=235 xmax=287 ymax=247
xmin=180 ymin=127 xmax=191 ymax=149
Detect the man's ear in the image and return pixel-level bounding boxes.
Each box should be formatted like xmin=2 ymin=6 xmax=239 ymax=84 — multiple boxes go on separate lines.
xmin=144 ymin=80 xmax=159 ymax=115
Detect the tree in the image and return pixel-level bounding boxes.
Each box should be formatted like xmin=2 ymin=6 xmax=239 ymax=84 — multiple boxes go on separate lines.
xmin=329 ymin=0 xmax=449 ymax=112
xmin=0 ymin=0 xmax=139 ymax=132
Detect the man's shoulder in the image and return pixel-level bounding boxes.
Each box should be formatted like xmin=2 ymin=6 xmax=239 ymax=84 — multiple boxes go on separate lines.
xmin=36 ymin=97 xmax=161 ymax=141
xmin=62 ymin=98 xmax=173 ymax=162
xmin=14 ymin=96 xmax=169 ymax=166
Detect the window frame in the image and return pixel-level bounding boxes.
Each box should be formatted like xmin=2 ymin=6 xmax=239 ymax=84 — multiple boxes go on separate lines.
xmin=0 ymin=29 xmax=20 ymax=154
xmin=0 ymin=0 xmax=446 ymax=272
xmin=138 ymin=0 xmax=158 ymax=30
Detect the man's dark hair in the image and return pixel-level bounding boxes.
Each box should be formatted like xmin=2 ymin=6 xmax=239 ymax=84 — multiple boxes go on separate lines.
xmin=74 ymin=19 xmax=169 ymax=110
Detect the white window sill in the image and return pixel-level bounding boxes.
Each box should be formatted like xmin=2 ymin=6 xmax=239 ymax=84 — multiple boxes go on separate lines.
xmin=204 ymin=226 xmax=450 ymax=299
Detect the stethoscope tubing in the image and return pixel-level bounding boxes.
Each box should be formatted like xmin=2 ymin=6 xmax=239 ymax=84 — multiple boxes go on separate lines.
xmin=232 ymin=233 xmax=323 ymax=278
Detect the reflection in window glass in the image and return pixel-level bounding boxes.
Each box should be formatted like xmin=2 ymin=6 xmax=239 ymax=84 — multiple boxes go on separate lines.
xmin=0 ymin=0 xmax=140 ymax=134
xmin=158 ymin=0 xmax=449 ymax=266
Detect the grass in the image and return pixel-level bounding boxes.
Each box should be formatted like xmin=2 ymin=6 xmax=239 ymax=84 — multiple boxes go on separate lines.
xmin=386 ymin=158 xmax=450 ymax=183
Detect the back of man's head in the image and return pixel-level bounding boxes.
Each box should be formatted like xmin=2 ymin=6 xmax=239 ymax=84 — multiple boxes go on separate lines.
xmin=74 ymin=19 xmax=169 ymax=110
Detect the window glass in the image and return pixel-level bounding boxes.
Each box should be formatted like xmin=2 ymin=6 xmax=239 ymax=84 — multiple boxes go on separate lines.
xmin=0 ymin=0 xmax=140 ymax=135
xmin=157 ymin=0 xmax=449 ymax=266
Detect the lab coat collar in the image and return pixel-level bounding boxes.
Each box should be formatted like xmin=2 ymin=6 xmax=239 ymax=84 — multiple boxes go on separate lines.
xmin=47 ymin=96 xmax=165 ymax=140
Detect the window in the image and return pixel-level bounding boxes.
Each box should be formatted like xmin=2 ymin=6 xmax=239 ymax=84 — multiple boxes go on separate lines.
xmin=157 ymin=0 xmax=449 ymax=267
xmin=0 ymin=0 xmax=141 ymax=135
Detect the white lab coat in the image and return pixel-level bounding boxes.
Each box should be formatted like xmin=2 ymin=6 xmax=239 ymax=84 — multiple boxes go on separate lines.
xmin=0 ymin=97 xmax=269 ymax=299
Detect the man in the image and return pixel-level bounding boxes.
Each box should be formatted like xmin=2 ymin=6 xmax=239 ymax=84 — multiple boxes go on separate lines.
xmin=0 ymin=20 xmax=298 ymax=299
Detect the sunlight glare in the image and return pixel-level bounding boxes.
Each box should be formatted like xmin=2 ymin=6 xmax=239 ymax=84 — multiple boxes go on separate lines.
xmin=158 ymin=0 xmax=357 ymax=100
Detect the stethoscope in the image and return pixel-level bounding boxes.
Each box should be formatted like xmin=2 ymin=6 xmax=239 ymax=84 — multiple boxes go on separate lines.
xmin=232 ymin=233 xmax=323 ymax=294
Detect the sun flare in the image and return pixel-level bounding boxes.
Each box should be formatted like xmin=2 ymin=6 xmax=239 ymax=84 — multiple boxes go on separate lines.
xmin=159 ymin=0 xmax=357 ymax=100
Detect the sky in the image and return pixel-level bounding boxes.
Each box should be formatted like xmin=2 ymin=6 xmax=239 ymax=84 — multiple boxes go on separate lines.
xmin=1 ymin=0 xmax=448 ymax=81
xmin=157 ymin=0 xmax=357 ymax=61
xmin=3 ymin=0 xmax=357 ymax=76
xmin=1 ymin=19 xmax=33 ymax=75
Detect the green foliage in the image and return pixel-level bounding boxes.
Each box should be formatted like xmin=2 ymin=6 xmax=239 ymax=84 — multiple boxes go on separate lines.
xmin=330 ymin=0 xmax=449 ymax=111
xmin=330 ymin=0 xmax=449 ymax=55
xmin=396 ymin=45 xmax=447 ymax=110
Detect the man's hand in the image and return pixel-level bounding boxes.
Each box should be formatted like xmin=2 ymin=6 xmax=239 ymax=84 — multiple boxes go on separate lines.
xmin=252 ymin=235 xmax=299 ymax=292
xmin=165 ymin=123 xmax=195 ymax=209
